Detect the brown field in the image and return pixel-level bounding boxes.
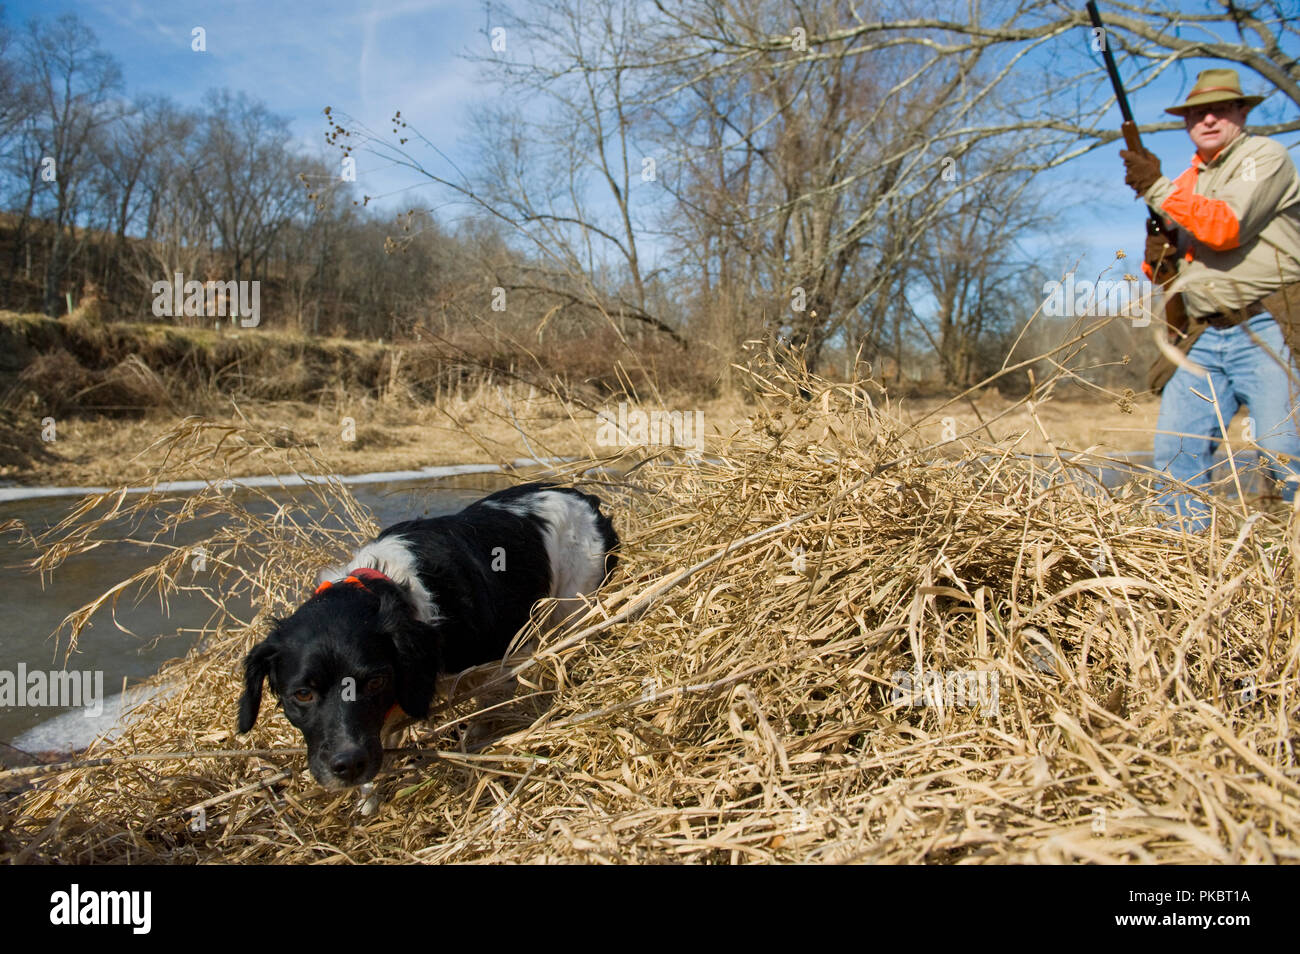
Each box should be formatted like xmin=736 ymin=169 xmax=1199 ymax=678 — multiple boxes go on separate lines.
xmin=5 ymin=388 xmax=1177 ymax=490
xmin=10 ymin=384 xmax=1263 ymax=492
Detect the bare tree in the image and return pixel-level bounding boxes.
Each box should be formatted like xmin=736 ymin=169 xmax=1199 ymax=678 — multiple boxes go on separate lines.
xmin=644 ymin=0 xmax=1298 ymax=377
xmin=648 ymin=1 xmax=997 ymax=368
xmin=124 ymin=106 xmax=211 ymax=317
xmin=189 ymin=89 xmax=301 ymax=286
xmin=324 ymin=0 xmax=687 ymax=349
xmin=21 ymin=12 xmax=123 ymax=314
xmin=0 ymin=10 xmax=32 ymax=152
xmin=669 ymin=1 xmax=1300 ymax=155
xmin=93 ymin=96 xmax=185 ymax=263
xmin=912 ymin=156 xmax=1049 ymax=385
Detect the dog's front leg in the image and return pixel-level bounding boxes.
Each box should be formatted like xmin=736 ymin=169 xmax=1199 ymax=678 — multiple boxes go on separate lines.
xmin=356 ymin=716 xmax=415 ymax=816
xmin=357 ymin=781 xmax=381 ymax=816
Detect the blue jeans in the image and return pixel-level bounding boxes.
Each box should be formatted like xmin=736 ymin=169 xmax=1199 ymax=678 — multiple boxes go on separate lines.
xmin=1153 ymin=312 xmax=1300 ymax=532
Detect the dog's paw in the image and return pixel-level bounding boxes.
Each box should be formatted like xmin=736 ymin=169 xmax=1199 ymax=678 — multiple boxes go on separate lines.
xmin=357 ymin=782 xmax=381 ymax=816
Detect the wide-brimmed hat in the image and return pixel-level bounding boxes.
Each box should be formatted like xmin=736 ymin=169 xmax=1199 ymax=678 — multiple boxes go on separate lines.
xmin=1166 ymin=68 xmax=1264 ymax=116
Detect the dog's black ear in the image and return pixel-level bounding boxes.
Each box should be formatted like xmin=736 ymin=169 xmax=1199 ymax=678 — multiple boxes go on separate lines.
xmin=377 ymin=588 xmax=441 ymax=720
xmin=237 ymin=632 xmax=281 ymax=733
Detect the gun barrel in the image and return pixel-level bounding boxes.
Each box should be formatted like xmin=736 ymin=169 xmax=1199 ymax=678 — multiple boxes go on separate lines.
xmin=1086 ymin=1 xmax=1136 ymax=126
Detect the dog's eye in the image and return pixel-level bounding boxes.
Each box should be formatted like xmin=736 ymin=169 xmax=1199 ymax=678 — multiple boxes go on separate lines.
xmin=365 ymin=675 xmax=388 ymax=693
xmin=292 ymin=688 xmax=316 ymax=704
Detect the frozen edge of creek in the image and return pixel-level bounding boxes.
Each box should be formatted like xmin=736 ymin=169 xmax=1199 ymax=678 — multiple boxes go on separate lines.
xmin=0 ymin=456 xmax=577 ymax=503
xmin=12 ymin=681 xmax=179 ymax=754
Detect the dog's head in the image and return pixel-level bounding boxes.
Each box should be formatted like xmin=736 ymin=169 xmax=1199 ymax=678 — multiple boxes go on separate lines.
xmin=237 ymin=574 xmax=441 ymax=788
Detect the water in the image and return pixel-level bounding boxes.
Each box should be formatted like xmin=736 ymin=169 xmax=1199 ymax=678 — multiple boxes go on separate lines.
xmin=0 ymin=474 xmax=512 ymax=750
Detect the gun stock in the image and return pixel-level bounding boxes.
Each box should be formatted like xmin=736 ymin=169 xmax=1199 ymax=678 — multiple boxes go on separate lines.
xmin=1160 ymin=280 xmax=1188 ymax=341
xmin=1086 ymin=2 xmax=1186 ymax=338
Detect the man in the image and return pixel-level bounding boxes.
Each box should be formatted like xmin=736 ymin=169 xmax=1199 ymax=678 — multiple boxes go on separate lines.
xmin=1121 ymin=67 xmax=1300 ymax=531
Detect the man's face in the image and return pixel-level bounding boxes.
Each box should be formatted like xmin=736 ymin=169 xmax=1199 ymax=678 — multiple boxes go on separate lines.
xmin=1184 ymin=100 xmax=1249 ymax=160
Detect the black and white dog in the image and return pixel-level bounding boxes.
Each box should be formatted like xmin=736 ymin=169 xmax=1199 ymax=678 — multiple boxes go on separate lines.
xmin=237 ymin=482 xmax=618 ymax=790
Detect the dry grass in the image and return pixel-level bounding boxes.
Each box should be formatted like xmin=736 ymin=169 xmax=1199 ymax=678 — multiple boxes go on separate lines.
xmin=1 ymin=350 xmax=1298 ymax=864
xmin=0 ymin=308 xmax=745 ymax=485
xmin=0 ymin=379 xmax=755 ymax=487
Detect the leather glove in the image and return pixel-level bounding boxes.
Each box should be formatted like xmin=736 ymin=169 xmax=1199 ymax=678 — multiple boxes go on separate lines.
xmin=1145 ymin=231 xmax=1176 ymax=271
xmin=1120 ymin=148 xmax=1162 ymax=195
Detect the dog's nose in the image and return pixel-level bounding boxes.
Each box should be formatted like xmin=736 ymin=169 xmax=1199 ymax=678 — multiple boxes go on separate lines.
xmin=329 ymin=748 xmax=369 ymax=784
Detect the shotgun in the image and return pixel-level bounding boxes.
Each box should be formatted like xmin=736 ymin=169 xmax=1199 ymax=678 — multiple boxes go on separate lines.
xmin=1085 ymin=0 xmax=1187 ymax=339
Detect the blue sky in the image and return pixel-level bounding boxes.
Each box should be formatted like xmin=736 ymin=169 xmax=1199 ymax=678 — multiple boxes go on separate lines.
xmin=4 ymin=0 xmax=493 ymax=209
xmin=4 ymin=0 xmax=1297 ymax=295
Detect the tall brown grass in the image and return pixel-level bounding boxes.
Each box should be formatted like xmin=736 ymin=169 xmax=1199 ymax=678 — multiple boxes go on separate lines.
xmin=1 ymin=340 xmax=1296 ymax=863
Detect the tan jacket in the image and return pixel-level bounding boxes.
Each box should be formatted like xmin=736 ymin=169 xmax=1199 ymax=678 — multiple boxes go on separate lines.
xmin=1143 ymin=132 xmax=1300 ymax=319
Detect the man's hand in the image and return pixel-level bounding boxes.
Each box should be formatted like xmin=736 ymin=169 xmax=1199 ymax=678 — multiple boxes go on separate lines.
xmin=1120 ymin=148 xmax=1162 ymax=195
xmin=1145 ymin=231 xmax=1176 ymax=270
